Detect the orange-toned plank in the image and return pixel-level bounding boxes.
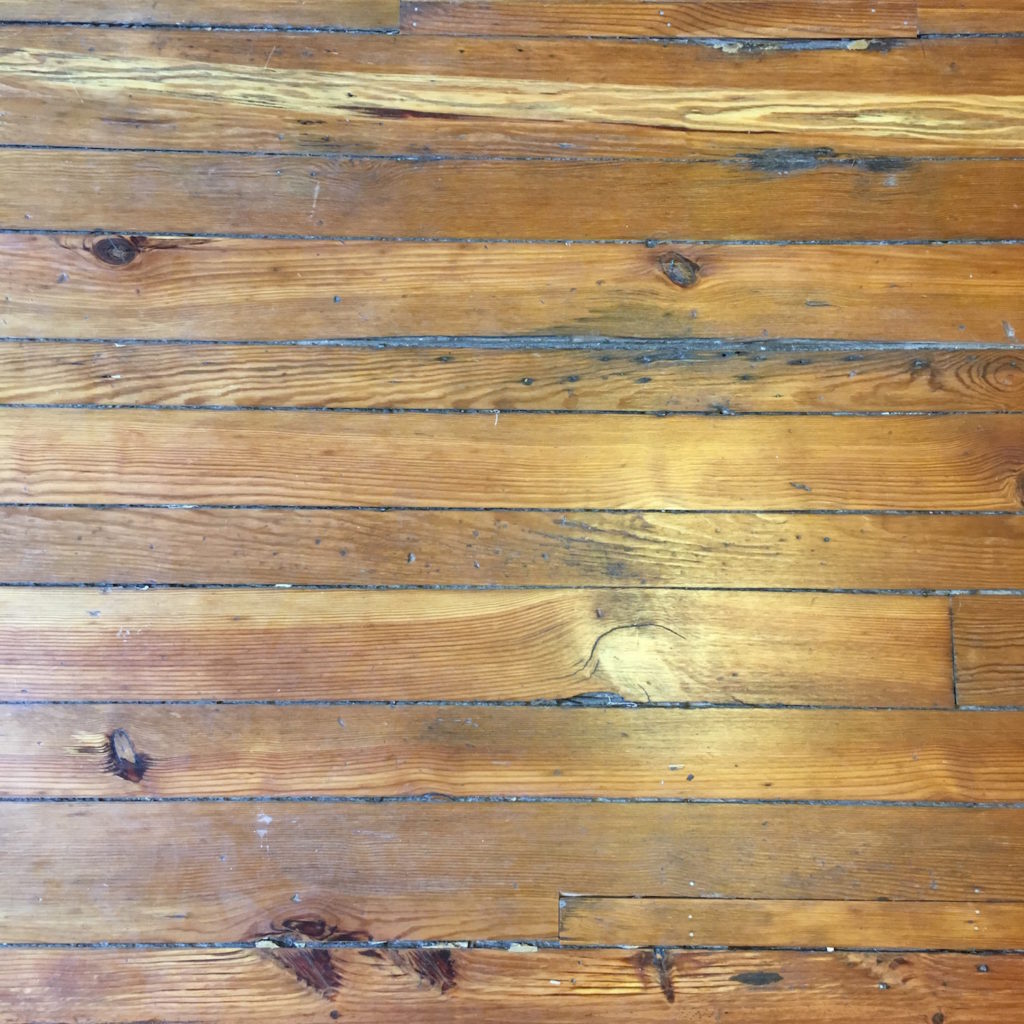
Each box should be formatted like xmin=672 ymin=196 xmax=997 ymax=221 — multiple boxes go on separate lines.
xmin=3 ymin=803 xmax=1024 ymax=941
xmin=920 ymin=0 xmax=1023 ymax=32
xmin=953 ymin=596 xmax=1024 ymax=708
xmin=561 ymin=897 xmax=1024 ymax=949
xmin=3 ymin=30 xmax=1024 ymax=159
xmin=0 ymin=589 xmax=952 ymax=705
xmin=401 ymin=0 xmax=918 ymax=38
xmin=3 ymin=343 xmax=1024 ymax=413
xmin=7 ymin=235 xmax=1024 ymax=343
xmin=0 ymin=948 xmax=1014 ymax=1023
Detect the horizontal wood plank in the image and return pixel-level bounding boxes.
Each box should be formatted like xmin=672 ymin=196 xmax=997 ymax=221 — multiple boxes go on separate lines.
xmin=4 ymin=342 xmax=1024 ymax=412
xmin=14 ymin=707 xmax=1022 ymax=799
xmin=8 ymin=235 xmax=1024 ymax=343
xmin=3 ymin=30 xmax=1024 ymax=159
xmin=4 ymin=508 xmax=1024 ymax=590
xmin=0 ymin=948 xmax=1013 ymax=1023
xmin=400 ymin=0 xmax=918 ymax=38
xmin=8 ymin=151 xmax=1024 ymax=242
xmin=560 ymin=897 xmax=1024 ymax=949
xmin=0 ymin=0 xmax=398 ymax=27
xmin=919 ymin=0 xmax=1023 ymax=32
xmin=2 ymin=408 xmax=1023 ymax=509
xmin=3 ymin=803 xmax=1024 ymax=941
xmin=0 ymin=589 xmax=952 ymax=705
xmin=953 ymin=596 xmax=1024 ymax=708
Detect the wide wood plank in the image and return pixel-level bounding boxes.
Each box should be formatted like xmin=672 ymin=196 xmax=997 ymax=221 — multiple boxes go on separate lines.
xmin=0 ymin=948 xmax=1013 ymax=1024
xmin=953 ymin=596 xmax=1024 ymax=708
xmin=8 ymin=151 xmax=1024 ymax=242
xmin=3 ymin=30 xmax=1024 ymax=159
xmin=4 ymin=507 xmax=1024 ymax=590
xmin=8 ymin=235 xmax=1024 ymax=343
xmin=401 ymin=0 xmax=918 ymax=38
xmin=1 ymin=0 xmax=398 ymax=28
xmin=561 ymin=897 xmax=1024 ymax=949
xmin=5 ymin=342 xmax=1024 ymax=413
xmin=919 ymin=0 xmax=1023 ymax=32
xmin=0 ymin=589 xmax=952 ymax=705
xmin=2 ymin=408 xmax=1023 ymax=509
xmin=3 ymin=803 xmax=1024 ymax=941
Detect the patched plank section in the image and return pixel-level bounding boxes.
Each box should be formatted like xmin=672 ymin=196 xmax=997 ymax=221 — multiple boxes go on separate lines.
xmin=953 ymin=596 xmax=1024 ymax=708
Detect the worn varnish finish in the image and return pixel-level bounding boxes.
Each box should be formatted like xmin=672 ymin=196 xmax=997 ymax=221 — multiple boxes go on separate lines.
xmin=6 ymin=4 xmax=1024 ymax=1021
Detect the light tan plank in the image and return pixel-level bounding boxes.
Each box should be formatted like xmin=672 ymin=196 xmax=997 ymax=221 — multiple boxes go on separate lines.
xmin=953 ymin=596 xmax=1024 ymax=708
xmin=561 ymin=897 xmax=1024 ymax=949
xmin=0 ymin=589 xmax=953 ymax=705
xmin=6 ymin=235 xmax=1024 ymax=343
xmin=401 ymin=0 xmax=918 ymax=38
xmin=3 ymin=803 xmax=1024 ymax=941
xmin=920 ymin=0 xmax=1023 ymax=32
xmin=2 ymin=30 xmax=1024 ymax=159
xmin=0 ymin=948 xmax=1014 ymax=1023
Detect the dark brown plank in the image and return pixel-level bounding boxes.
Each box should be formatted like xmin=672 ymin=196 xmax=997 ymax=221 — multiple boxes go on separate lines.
xmin=0 ymin=948 xmax=1014 ymax=1023
xmin=3 ymin=803 xmax=1024 ymax=941
xmin=0 ymin=589 xmax=953 ymax=705
xmin=919 ymin=0 xmax=1023 ymax=32
xmin=953 ymin=596 xmax=1024 ymax=708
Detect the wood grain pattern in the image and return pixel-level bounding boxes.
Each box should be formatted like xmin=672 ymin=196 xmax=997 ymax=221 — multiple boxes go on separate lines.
xmin=3 ymin=803 xmax=1024 ymax=941
xmin=400 ymin=0 xmax=919 ymax=38
xmin=3 ymin=30 xmax=1024 ymax=159
xmin=10 ymin=151 xmax=1024 ymax=242
xmin=919 ymin=0 xmax=1023 ymax=32
xmin=560 ymin=897 xmax=1024 ymax=949
xmin=14 ymin=707 xmax=1020 ymax=799
xmin=2 ymin=408 xmax=1023 ymax=509
xmin=0 ymin=948 xmax=1013 ymax=1023
xmin=4 ymin=507 xmax=1024 ymax=589
xmin=0 ymin=588 xmax=952 ymax=705
xmin=4 ymin=342 xmax=1024 ymax=412
xmin=0 ymin=0 xmax=398 ymax=27
xmin=952 ymin=597 xmax=1024 ymax=708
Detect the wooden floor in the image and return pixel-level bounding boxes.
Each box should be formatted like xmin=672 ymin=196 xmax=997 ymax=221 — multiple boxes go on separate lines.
xmin=3 ymin=1 xmax=1024 ymax=1020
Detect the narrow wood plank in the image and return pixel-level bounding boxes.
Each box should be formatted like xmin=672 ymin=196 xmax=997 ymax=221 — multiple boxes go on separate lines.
xmin=2 ymin=408 xmax=1023 ymax=509
xmin=920 ymin=0 xmax=1023 ymax=32
xmin=0 ymin=589 xmax=953 ymax=705
xmin=0 ymin=948 xmax=1013 ymax=1024
xmin=3 ymin=803 xmax=1023 ymax=941
xmin=401 ymin=0 xmax=919 ymax=38
xmin=9 ymin=151 xmax=1024 ymax=242
xmin=1 ymin=0 xmax=398 ymax=27
xmin=3 ymin=30 xmax=1024 ymax=159
xmin=9 ymin=235 xmax=1024 ymax=344
xmin=5 ymin=508 xmax=1024 ymax=590
xmin=561 ymin=897 xmax=1024 ymax=949
xmin=5 ymin=343 xmax=1024 ymax=413
xmin=953 ymin=596 xmax=1024 ymax=708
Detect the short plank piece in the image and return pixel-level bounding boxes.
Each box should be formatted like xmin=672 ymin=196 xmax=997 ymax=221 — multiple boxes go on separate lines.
xmin=919 ymin=0 xmax=1023 ymax=32
xmin=3 ymin=30 xmax=1024 ymax=159
xmin=953 ymin=596 xmax=1024 ymax=708
xmin=4 ymin=343 xmax=1024 ymax=413
xmin=2 ymin=409 xmax=1023 ymax=510
xmin=10 ymin=151 xmax=1024 ymax=243
xmin=560 ymin=897 xmax=1024 ymax=949
xmin=0 ymin=948 xmax=1014 ymax=1024
xmin=400 ymin=0 xmax=918 ymax=38
xmin=7 ymin=235 xmax=1024 ymax=343
xmin=0 ymin=589 xmax=953 ymax=706
xmin=2 ymin=803 xmax=1024 ymax=941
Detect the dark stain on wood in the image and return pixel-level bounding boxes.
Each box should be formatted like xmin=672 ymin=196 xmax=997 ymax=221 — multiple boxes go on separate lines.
xmin=263 ymin=947 xmax=342 ymax=998
xmin=387 ymin=948 xmax=459 ymax=992
xmin=104 ymin=728 xmax=148 ymax=784
xmin=732 ymin=970 xmax=784 ymax=986
xmin=634 ymin=948 xmax=675 ymax=1003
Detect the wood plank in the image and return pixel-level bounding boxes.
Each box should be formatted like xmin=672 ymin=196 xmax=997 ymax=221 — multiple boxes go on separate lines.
xmin=0 ymin=0 xmax=398 ymax=28
xmin=560 ymin=897 xmax=1024 ymax=949
xmin=0 ymin=948 xmax=1015 ymax=1024
xmin=2 ymin=408 xmax=1023 ymax=509
xmin=919 ymin=0 xmax=1023 ymax=32
xmin=953 ymin=596 xmax=1024 ymax=708
xmin=0 ymin=589 xmax=953 ymax=705
xmin=8 ymin=235 xmax=1024 ymax=344
xmin=9 ymin=151 xmax=1024 ymax=243
xmin=3 ymin=803 xmax=1024 ymax=941
xmin=401 ymin=0 xmax=919 ymax=38
xmin=4 ymin=507 xmax=1024 ymax=590
xmin=5 ymin=342 xmax=1024 ymax=413
xmin=16 ymin=707 xmax=1023 ymax=799
xmin=3 ymin=30 xmax=1024 ymax=159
